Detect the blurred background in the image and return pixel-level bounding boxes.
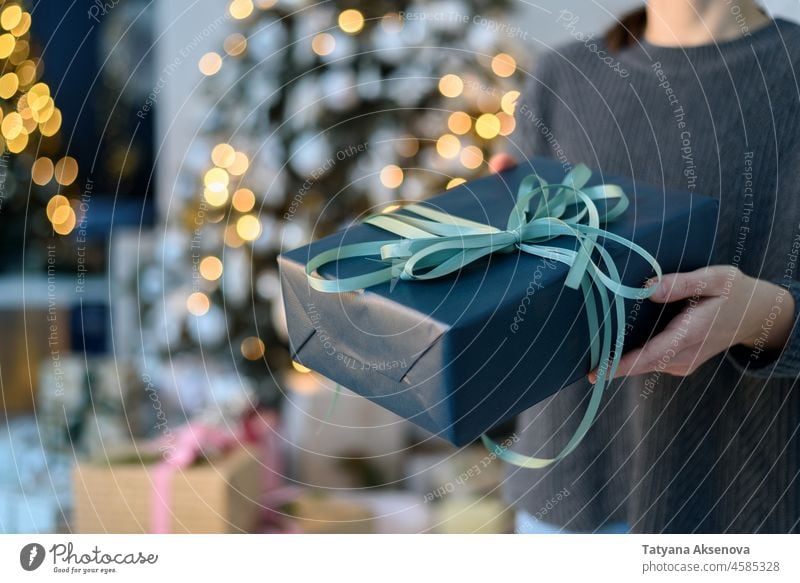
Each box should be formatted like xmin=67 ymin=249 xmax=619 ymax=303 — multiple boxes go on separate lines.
xmin=0 ymin=0 xmax=796 ymax=534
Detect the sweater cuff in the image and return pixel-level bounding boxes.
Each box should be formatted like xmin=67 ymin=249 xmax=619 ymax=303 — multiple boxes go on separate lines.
xmin=726 ymin=279 xmax=800 ymax=379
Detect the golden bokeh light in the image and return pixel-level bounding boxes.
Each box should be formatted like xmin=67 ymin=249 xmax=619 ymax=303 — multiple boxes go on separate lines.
xmin=446 ymin=177 xmax=466 ymax=190
xmin=501 ymin=90 xmax=520 ymax=115
xmin=6 ymin=129 xmax=27 ymax=152
xmin=255 ymin=0 xmax=278 ymax=8
xmin=16 ymin=59 xmax=36 ymax=85
xmin=51 ymin=203 xmax=72 ymax=226
xmin=475 ymin=113 xmax=501 ymax=139
xmin=498 ymin=112 xmax=516 ymax=136
xmin=229 ymin=0 xmax=254 ymax=19
xmin=436 ymin=134 xmax=461 ymax=159
xmin=1 ymin=111 xmax=21 ymax=139
xmin=0 ymin=33 xmax=14 ymax=58
xmin=438 ymin=74 xmax=463 ymax=98
xmin=460 ymin=146 xmax=484 ymax=170
xmin=52 ymin=207 xmax=76 ymax=235
xmin=232 ymin=187 xmax=256 ymax=212
xmin=31 ymin=97 xmax=54 ymax=123
xmin=236 ymin=214 xmax=262 ymax=241
xmin=447 ymin=111 xmax=471 ymax=135
xmin=381 ymin=204 xmax=401 ymax=214
xmin=204 ymin=186 xmax=229 ymax=207
xmin=395 ymin=135 xmax=419 ymax=157
xmin=241 ymin=336 xmax=266 ymax=360
xmin=211 ymin=143 xmax=236 ymax=168
xmin=199 ymin=256 xmax=224 ymax=281
xmin=338 ymin=9 xmax=364 ymax=34
xmin=46 ymin=194 xmax=70 ymax=222
xmin=198 ymin=52 xmax=222 ymax=76
xmin=292 ymin=361 xmax=311 ymax=373
xmin=0 ymin=72 xmax=17 ymax=99
xmin=10 ymin=11 xmax=30 ymax=37
xmin=491 ymin=53 xmax=517 ymax=78
xmin=311 ymin=33 xmax=335 ymax=56
xmin=0 ymin=5 xmax=22 ymax=30
xmin=31 ymin=157 xmax=54 ymax=186
xmin=186 ymin=292 xmax=211 ymax=316
xmin=224 ymin=224 xmax=244 ymax=248
xmin=380 ymin=164 xmax=404 ymax=188
xmin=204 ymin=167 xmax=229 ymax=192
xmin=9 ymin=38 xmax=27 ymax=64
xmin=228 ymin=151 xmax=249 ymax=176
xmin=54 ymin=156 xmax=79 ymax=186
xmin=477 ymin=91 xmax=500 ymax=113
xmin=40 ymin=108 xmax=61 ymax=136
xmin=223 ymin=33 xmax=247 ymax=56
xmin=28 ymin=82 xmax=51 ymax=107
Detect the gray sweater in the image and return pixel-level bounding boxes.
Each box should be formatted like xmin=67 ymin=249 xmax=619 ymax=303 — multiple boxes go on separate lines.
xmin=503 ymin=18 xmax=800 ymax=533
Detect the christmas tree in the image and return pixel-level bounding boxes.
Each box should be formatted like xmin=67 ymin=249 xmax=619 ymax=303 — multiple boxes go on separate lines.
xmin=142 ymin=0 xmax=524 ymax=408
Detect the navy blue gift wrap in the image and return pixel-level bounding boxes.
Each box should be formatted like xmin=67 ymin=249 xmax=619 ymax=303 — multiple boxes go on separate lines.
xmin=278 ymin=158 xmax=719 ymax=446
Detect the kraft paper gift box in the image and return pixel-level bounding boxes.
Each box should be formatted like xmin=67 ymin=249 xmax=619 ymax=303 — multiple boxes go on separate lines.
xmin=278 ymin=158 xmax=718 ymax=446
xmin=73 ymin=442 xmax=262 ymax=533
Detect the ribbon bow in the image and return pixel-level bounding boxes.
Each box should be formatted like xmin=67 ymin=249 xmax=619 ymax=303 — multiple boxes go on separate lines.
xmin=306 ymin=164 xmax=662 ymax=468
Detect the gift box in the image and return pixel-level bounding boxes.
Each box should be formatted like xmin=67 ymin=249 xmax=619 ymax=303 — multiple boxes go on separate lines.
xmin=279 ymin=158 xmax=718 ymax=447
xmin=72 ymin=441 xmax=262 ymax=533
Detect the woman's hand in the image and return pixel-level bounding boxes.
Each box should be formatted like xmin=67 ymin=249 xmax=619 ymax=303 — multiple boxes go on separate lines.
xmin=588 ymin=266 xmax=796 ymax=382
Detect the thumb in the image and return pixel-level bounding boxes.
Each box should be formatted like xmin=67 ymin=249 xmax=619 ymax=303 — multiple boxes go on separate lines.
xmin=647 ymin=266 xmax=728 ymax=304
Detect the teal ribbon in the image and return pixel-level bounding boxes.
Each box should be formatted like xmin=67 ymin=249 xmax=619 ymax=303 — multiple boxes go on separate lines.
xmin=306 ymin=164 xmax=662 ymax=468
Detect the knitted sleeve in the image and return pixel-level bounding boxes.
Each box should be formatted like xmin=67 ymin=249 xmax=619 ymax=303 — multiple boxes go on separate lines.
xmin=727 ymin=137 xmax=800 ymax=379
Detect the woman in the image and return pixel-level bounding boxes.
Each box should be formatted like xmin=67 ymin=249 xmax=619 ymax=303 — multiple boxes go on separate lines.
xmin=493 ymin=0 xmax=800 ymax=533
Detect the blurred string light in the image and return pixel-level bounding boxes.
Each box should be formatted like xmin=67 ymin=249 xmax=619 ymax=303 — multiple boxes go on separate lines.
xmin=199 ymin=256 xmax=224 ymax=281
xmin=232 ymin=187 xmax=255 ymax=212
xmin=229 ymin=0 xmax=254 ymax=20
xmin=292 ymin=361 xmax=311 ymax=374
xmin=0 ymin=4 xmax=78 ymax=234
xmin=380 ymin=164 xmax=403 ymax=188
xmin=460 ymin=145 xmax=483 ymax=170
xmin=438 ymin=74 xmax=463 ymax=98
xmin=447 ymin=111 xmax=471 ymax=135
xmin=236 ymin=214 xmax=262 ymax=241
xmin=186 ymin=292 xmax=211 ymax=316
xmin=395 ymin=135 xmax=419 ymax=158
xmin=338 ymin=9 xmax=364 ymax=34
xmin=223 ymin=33 xmax=247 ymax=57
xmin=501 ymin=90 xmax=519 ymax=114
xmin=475 ymin=113 xmax=500 ymax=139
xmin=491 ymin=53 xmax=516 ymax=77
xmin=436 ymin=134 xmax=461 ymax=159
xmin=241 ymin=336 xmax=266 ymax=360
xmin=311 ymin=32 xmax=335 ymax=56
xmin=198 ymin=51 xmax=222 ymax=75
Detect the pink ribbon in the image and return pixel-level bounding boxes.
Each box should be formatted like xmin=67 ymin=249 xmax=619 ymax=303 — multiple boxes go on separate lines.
xmin=148 ymin=410 xmax=294 ymax=533
xmin=150 ymin=421 xmax=242 ymax=534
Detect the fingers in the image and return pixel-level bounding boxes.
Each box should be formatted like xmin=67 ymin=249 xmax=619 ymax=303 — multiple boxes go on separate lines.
xmin=587 ymin=315 xmax=700 ymax=382
xmin=647 ymin=266 xmax=732 ymax=304
xmin=488 ymin=153 xmax=517 ymax=174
